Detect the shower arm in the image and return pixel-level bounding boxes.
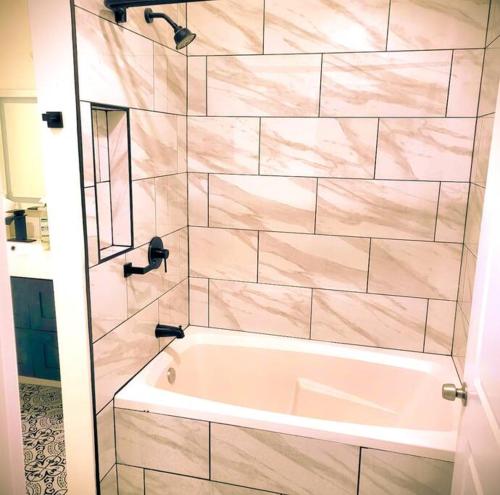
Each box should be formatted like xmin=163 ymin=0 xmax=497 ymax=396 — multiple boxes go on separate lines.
xmin=104 ymin=0 xmax=213 ymax=23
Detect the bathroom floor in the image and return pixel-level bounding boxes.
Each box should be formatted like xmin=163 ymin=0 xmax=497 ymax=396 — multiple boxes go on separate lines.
xmin=19 ymin=383 xmax=67 ymax=495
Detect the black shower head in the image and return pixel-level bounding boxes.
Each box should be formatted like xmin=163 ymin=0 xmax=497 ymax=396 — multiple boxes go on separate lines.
xmin=144 ymin=8 xmax=197 ymax=50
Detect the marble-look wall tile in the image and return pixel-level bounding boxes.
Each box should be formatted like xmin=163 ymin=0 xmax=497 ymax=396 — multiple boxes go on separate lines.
xmin=159 ymin=279 xmax=189 ymax=332
xmin=188 ymin=57 xmax=207 ymax=115
xmin=487 ymin=0 xmax=500 ymax=44
xmin=453 ymin=306 xmax=469 ymax=379
xmin=188 ymin=173 xmax=208 ymax=226
xmin=311 ymin=290 xmax=427 ymax=351
xmin=85 ymin=187 xmax=98 ymax=267
xmin=478 ymin=37 xmax=500 ymax=116
xmin=317 ymin=179 xmax=439 ymax=240
xmin=132 ymin=179 xmax=156 ymax=247
xmin=189 ymin=277 xmax=208 ymax=326
xmin=321 ymin=51 xmax=452 ymax=117
xmin=359 ymin=448 xmax=453 ymax=495
xmin=258 ymin=232 xmax=369 ymax=291
xmin=117 ymin=465 xmax=144 ymax=495
xmin=154 ymin=43 xmax=187 ymax=114
xmin=368 ymin=239 xmax=462 ymax=300
xmin=211 ymin=423 xmax=359 ymax=495
xmin=260 ymin=118 xmax=378 ymax=178
xmin=207 ymin=55 xmax=322 ymax=116
xmin=471 ymin=114 xmax=495 ymax=187
xmin=447 ymin=49 xmax=484 ymax=117
xmin=264 ymin=0 xmax=389 ymax=54
xmin=116 ymin=408 xmax=209 ymax=478
xmin=146 ymin=470 xmax=281 ymax=495
xmin=130 ymin=110 xmax=179 ymax=180
xmin=376 ymin=118 xmax=475 ymax=181
xmin=89 ymin=255 xmax=128 ymax=341
xmin=387 ymin=0 xmax=489 ymax=50
xmin=80 ymin=101 xmax=94 ymax=187
xmin=209 ymin=280 xmax=311 ymax=338
xmin=177 ymin=116 xmax=187 ymax=173
xmin=97 ymin=402 xmax=115 ymax=481
xmin=100 ymin=466 xmax=118 ymax=495
xmin=97 ymin=182 xmax=112 ymax=249
xmin=188 ymin=117 xmax=259 ymax=173
xmin=76 ymin=8 xmax=154 ymax=109
xmin=464 ymin=184 xmax=485 ymax=256
xmin=425 ymin=300 xmax=456 ymax=355
xmin=162 ymin=227 xmax=189 ymax=291
xmin=187 ymin=0 xmax=264 ymax=55
xmin=93 ymin=301 xmax=159 ymax=411
xmin=435 ymin=182 xmax=469 ymax=243
xmin=458 ymin=246 xmax=477 ymax=323
xmin=209 ymin=175 xmax=317 ymax=233
xmin=190 ymin=227 xmax=258 ymax=281
xmin=155 ymin=174 xmax=188 ymax=237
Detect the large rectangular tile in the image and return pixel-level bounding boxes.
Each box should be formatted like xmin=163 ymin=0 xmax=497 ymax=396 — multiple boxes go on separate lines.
xmin=189 ymin=277 xmax=208 ymax=326
xmin=452 ymin=306 xmax=469 ymax=379
xmin=471 ymin=114 xmax=495 ymax=187
xmin=478 ymin=36 xmax=500 ymax=116
xmin=130 ymin=110 xmax=180 ymax=180
xmin=316 ymin=179 xmax=439 ymax=240
xmin=116 ymin=408 xmax=209 ymax=478
xmin=211 ymin=423 xmax=359 ymax=495
xmin=207 ymin=55 xmax=322 ymax=116
xmin=447 ymin=49 xmax=484 ymax=117
xmin=464 ymin=184 xmax=485 ymax=256
xmin=368 ymin=240 xmax=462 ymax=300
xmin=376 ymin=118 xmax=475 ymax=181
xmin=264 ymin=0 xmax=389 ymax=54
xmin=188 ymin=117 xmax=259 ymax=174
xmin=321 ymin=51 xmax=452 ymax=117
xmin=154 ymin=43 xmax=186 ymax=114
xmin=188 ymin=173 xmax=208 ymax=226
xmin=487 ymin=0 xmax=500 ymax=44
xmin=155 ymin=173 xmax=188 ymax=237
xmin=187 ymin=0 xmax=264 ymax=55
xmin=387 ymin=0 xmax=489 ymax=50
xmin=311 ymin=291 xmax=427 ymax=351
xmin=258 ymin=232 xmax=369 ymax=291
xmin=209 ymin=280 xmax=311 ymax=338
xmin=117 ymin=465 xmax=143 ymax=495
xmin=93 ymin=301 xmax=159 ymax=411
xmin=425 ymin=300 xmax=456 ymax=355
xmin=97 ymin=402 xmax=115 ymax=481
xmin=159 ymin=279 xmax=189 ymax=334
xmin=260 ymin=118 xmax=377 ymax=178
xmin=359 ymin=448 xmax=453 ymax=495
xmin=133 ymin=179 xmax=156 ymax=246
xmin=89 ymin=255 xmax=128 ymax=341
xmin=458 ymin=246 xmax=477 ymax=323
xmin=76 ymin=8 xmax=153 ymax=109
xmin=435 ymin=182 xmax=469 ymax=243
xmin=209 ymin=175 xmax=316 ymax=233
xmin=188 ymin=56 xmax=207 ymax=115
xmin=190 ymin=227 xmax=258 ymax=281
xmin=100 ymin=466 xmax=118 ymax=495
xmin=146 ymin=470 xmax=276 ymax=495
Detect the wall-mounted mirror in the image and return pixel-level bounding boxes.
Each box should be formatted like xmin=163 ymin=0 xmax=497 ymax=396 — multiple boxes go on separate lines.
xmin=0 ymin=97 xmax=45 ymax=202
xmin=91 ymin=104 xmax=133 ymax=262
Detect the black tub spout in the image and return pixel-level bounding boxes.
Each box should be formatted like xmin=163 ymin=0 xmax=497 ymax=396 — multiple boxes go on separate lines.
xmin=155 ymin=324 xmax=185 ymax=339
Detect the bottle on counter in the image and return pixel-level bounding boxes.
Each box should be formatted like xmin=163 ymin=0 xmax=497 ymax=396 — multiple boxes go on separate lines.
xmin=40 ymin=207 xmax=50 ymax=250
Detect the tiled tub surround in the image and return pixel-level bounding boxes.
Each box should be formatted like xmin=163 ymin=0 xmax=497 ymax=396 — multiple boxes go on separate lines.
xmin=186 ymin=0 xmax=494 ymax=363
xmin=115 ymin=327 xmax=458 ymax=494
xmin=75 ymin=2 xmax=189 ymax=492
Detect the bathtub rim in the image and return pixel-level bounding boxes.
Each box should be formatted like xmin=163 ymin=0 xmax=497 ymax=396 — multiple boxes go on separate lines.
xmin=115 ymin=325 xmax=461 ymax=462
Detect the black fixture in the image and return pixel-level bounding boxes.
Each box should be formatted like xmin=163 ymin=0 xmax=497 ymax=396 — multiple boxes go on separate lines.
xmin=5 ymin=210 xmax=35 ymax=243
xmin=144 ymin=8 xmax=196 ymax=50
xmin=155 ymin=324 xmax=185 ymax=339
xmin=123 ymin=236 xmax=169 ymax=277
xmin=41 ymin=112 xmax=64 ymax=128
xmin=104 ymin=0 xmax=212 ymax=24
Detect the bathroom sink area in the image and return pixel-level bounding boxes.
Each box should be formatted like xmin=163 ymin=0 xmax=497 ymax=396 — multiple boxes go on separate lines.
xmin=7 ymin=241 xmax=52 ymax=279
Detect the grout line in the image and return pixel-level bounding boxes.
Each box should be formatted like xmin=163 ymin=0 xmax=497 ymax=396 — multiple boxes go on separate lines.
xmin=256 ymin=230 xmax=260 ymax=283
xmin=373 ymin=118 xmax=380 ymax=179
xmin=308 ymin=289 xmax=314 ymax=339
xmin=262 ymin=0 xmax=266 ymax=55
xmin=209 ymin=422 xmax=212 ymax=480
xmin=356 ymin=448 xmax=363 ymax=495
xmin=385 ymin=0 xmax=392 ymax=51
xmin=422 ymin=298 xmax=430 ymax=352
xmin=444 ymin=50 xmax=455 ymax=117
xmin=366 ymin=238 xmax=372 ymax=293
xmin=313 ymin=178 xmax=319 ymax=233
xmin=433 ymin=182 xmax=442 ymax=241
xmin=258 ymin=117 xmax=262 ymax=175
xmin=318 ymin=53 xmax=324 ymax=117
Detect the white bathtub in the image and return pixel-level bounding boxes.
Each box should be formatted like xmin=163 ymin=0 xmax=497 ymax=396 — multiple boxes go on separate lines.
xmin=115 ymin=326 xmax=462 ymax=461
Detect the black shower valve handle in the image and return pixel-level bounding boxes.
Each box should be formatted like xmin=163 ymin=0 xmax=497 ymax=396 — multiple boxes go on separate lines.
xmin=124 ymin=237 xmax=169 ymax=278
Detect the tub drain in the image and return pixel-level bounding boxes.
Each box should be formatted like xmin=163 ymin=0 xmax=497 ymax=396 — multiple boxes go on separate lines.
xmin=167 ymin=367 xmax=176 ymax=384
